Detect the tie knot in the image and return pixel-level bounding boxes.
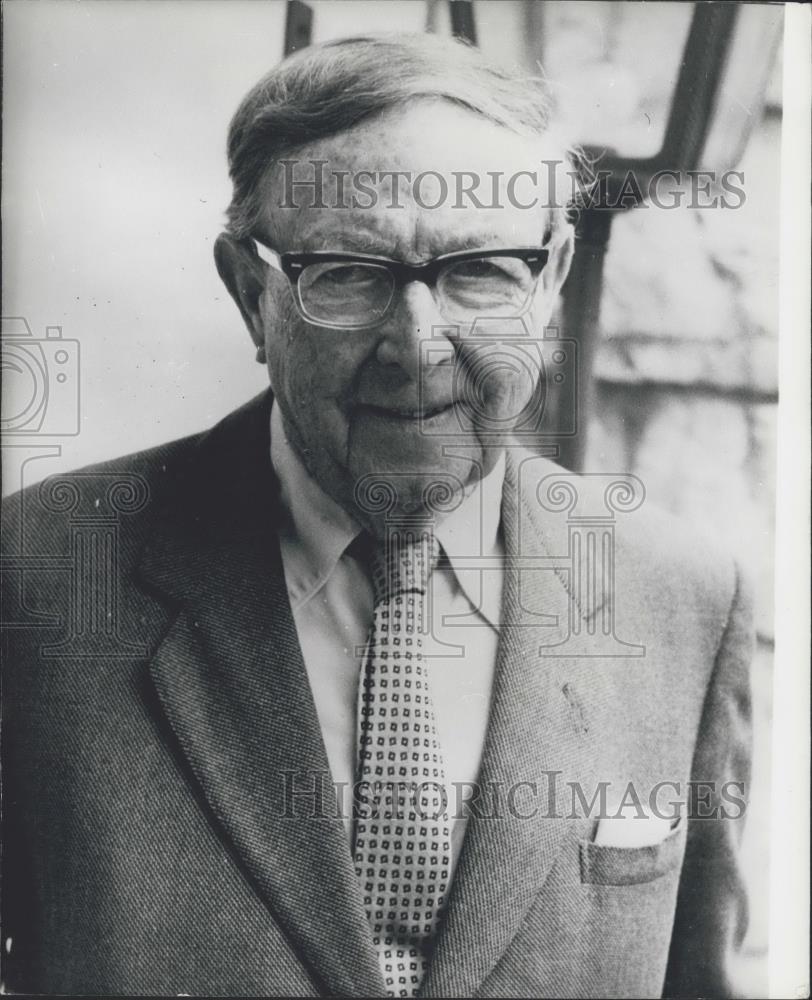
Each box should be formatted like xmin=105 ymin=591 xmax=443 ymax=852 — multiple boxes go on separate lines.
xmin=369 ymin=530 xmax=440 ymax=605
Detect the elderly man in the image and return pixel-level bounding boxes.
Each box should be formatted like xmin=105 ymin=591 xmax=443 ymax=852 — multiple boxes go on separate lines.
xmin=2 ymin=33 xmax=752 ymax=999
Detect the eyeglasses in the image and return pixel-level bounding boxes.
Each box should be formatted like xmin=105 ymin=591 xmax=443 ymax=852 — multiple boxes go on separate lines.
xmin=253 ymin=240 xmax=549 ymax=331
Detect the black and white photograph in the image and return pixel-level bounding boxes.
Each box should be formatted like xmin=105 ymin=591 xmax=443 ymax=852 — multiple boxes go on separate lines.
xmin=1 ymin=2 xmax=809 ymax=997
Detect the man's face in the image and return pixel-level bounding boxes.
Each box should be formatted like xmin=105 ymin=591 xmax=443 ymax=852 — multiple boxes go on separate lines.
xmin=231 ymin=101 xmax=572 ymax=531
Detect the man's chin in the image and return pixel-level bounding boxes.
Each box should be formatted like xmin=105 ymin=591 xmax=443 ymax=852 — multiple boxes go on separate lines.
xmin=348 ymin=415 xmax=486 ymax=524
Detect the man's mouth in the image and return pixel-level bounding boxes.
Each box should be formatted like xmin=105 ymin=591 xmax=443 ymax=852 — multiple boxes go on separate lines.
xmin=355 ymin=401 xmax=457 ymax=422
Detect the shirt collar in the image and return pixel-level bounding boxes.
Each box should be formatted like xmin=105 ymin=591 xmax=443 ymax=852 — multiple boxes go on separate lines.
xmin=270 ymin=401 xmax=504 ymax=626
xmin=433 ymin=452 xmax=504 ymax=627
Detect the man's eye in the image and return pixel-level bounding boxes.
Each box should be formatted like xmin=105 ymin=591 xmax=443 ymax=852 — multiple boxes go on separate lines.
xmin=317 ymin=264 xmax=379 ymax=287
xmin=446 ymin=257 xmax=527 ymax=284
xmin=449 ymin=260 xmax=507 ymax=281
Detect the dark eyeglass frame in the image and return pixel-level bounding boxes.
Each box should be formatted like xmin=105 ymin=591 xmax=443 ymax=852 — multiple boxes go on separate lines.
xmin=252 ymin=240 xmax=550 ymax=330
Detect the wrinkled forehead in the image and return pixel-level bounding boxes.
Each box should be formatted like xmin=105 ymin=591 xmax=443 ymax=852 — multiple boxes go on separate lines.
xmin=261 ymin=100 xmax=561 ymax=255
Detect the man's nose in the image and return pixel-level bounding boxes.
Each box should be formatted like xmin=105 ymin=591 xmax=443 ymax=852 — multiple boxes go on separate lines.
xmin=374 ymin=282 xmax=453 ymax=378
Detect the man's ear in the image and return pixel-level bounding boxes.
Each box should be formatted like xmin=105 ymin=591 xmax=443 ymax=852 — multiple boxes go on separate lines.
xmin=214 ymin=233 xmax=268 ymax=359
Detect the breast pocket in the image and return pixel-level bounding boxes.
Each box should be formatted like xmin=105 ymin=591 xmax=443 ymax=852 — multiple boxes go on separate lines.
xmin=579 ymin=818 xmax=686 ymax=886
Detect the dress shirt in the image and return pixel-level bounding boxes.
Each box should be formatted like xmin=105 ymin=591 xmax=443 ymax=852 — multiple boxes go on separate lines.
xmin=270 ymin=402 xmax=503 ymax=869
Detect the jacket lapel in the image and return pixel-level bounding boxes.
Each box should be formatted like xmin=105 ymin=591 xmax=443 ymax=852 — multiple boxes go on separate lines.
xmin=421 ymin=449 xmax=608 ymax=998
xmin=137 ymin=392 xmax=386 ymax=998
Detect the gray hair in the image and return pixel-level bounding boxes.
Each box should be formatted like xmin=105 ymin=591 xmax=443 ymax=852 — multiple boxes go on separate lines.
xmin=225 ymin=32 xmax=574 ymax=239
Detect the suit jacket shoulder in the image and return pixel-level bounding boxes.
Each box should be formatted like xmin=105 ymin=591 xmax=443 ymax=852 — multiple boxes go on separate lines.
xmin=2 ymin=390 xmax=274 ymax=564
xmin=509 ymin=446 xmax=743 ymax=646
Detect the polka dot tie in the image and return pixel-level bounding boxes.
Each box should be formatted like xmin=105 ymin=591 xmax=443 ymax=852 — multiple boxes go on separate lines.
xmin=353 ymin=529 xmax=449 ymax=998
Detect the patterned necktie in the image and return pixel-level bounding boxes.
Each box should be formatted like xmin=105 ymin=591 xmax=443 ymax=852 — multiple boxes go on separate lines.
xmin=353 ymin=528 xmax=450 ymax=999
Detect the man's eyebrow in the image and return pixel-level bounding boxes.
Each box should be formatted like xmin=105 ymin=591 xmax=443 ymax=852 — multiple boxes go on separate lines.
xmin=429 ymin=233 xmax=548 ymax=256
xmin=296 ymin=229 xmax=390 ymax=254
xmin=347 ymin=233 xmax=511 ymax=255
xmin=440 ymin=233 xmax=515 ymax=252
xmin=294 ymin=230 xmax=549 ymax=257
xmin=337 ymin=232 xmax=392 ymax=253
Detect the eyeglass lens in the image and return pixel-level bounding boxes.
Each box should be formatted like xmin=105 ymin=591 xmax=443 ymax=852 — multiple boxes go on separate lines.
xmin=296 ymin=256 xmax=536 ymax=326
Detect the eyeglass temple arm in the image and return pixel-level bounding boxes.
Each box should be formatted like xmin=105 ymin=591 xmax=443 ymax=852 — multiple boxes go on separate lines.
xmin=252 ymin=239 xmax=284 ymax=272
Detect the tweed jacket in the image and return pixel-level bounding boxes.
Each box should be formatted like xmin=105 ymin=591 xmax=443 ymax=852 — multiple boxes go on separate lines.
xmin=1 ymin=390 xmax=752 ymax=998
